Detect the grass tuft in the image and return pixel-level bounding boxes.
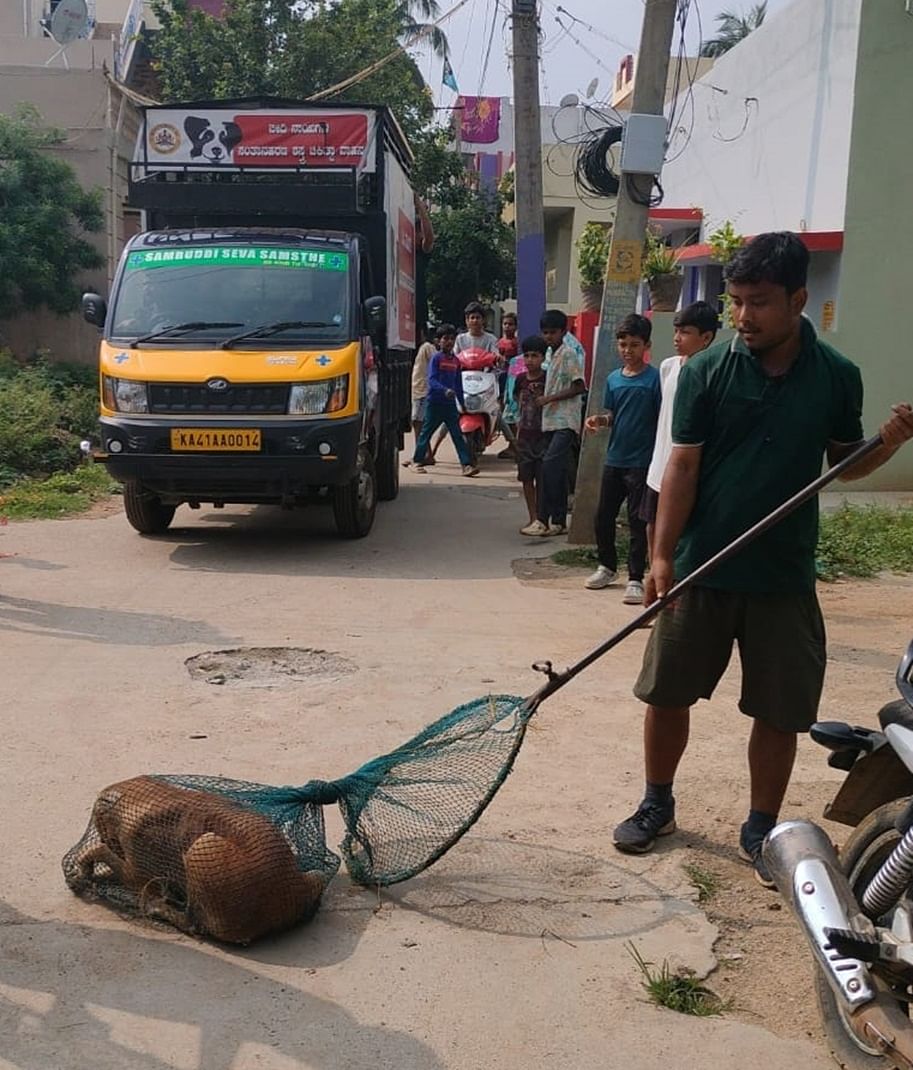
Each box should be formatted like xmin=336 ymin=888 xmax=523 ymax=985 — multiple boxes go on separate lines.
xmin=682 ymin=862 xmax=722 ymax=903
xmin=626 ymin=942 xmax=731 ymax=1017
xmin=0 ymin=465 xmax=117 ymax=520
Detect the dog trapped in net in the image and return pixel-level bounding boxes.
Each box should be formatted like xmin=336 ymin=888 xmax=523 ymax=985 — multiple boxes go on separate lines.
xmin=63 ymin=696 xmax=530 ymax=944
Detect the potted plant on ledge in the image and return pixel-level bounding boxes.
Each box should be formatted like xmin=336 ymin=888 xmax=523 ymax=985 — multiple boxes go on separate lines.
xmin=642 ymin=229 xmax=684 ymax=312
xmin=575 ymin=221 xmax=612 ymax=312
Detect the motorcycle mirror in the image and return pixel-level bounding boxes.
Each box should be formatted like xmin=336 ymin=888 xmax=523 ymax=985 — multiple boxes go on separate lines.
xmin=898 ymin=639 xmax=913 ymax=707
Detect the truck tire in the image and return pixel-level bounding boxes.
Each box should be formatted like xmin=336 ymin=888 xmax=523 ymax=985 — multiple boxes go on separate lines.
xmin=376 ymin=430 xmax=400 ymax=501
xmin=333 ymin=448 xmax=377 ymax=538
xmin=123 ymin=480 xmax=176 ymax=535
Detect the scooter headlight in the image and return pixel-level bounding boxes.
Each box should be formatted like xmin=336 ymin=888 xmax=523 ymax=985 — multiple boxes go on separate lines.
xmin=464 ymin=395 xmax=483 ymax=412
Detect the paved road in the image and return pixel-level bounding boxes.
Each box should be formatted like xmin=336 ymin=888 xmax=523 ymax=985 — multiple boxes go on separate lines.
xmin=0 ymin=449 xmax=831 ymax=1070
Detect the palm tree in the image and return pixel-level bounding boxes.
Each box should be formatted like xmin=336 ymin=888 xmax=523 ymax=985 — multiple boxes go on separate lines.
xmin=395 ymin=0 xmax=449 ymax=57
xmin=700 ymin=2 xmax=767 ymax=58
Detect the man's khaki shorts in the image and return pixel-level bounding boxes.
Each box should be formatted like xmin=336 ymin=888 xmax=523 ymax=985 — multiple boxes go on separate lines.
xmin=634 ymin=585 xmax=826 ymax=732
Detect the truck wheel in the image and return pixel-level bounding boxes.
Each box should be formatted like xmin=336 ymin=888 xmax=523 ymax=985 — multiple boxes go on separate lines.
xmin=333 ymin=448 xmax=376 ymax=538
xmin=815 ymin=799 xmax=912 ymax=1068
xmin=376 ymin=430 xmax=400 ymax=501
xmin=123 ymin=480 xmax=176 ymax=535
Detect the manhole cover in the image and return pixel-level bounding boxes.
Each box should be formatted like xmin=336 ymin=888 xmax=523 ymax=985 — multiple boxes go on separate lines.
xmin=185 ymin=647 xmax=356 ymax=687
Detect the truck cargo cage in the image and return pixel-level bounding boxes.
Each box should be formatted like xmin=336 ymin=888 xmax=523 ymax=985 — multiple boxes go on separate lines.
xmin=129 ymin=163 xmax=372 ymax=217
xmin=129 ymin=97 xmax=412 ymax=220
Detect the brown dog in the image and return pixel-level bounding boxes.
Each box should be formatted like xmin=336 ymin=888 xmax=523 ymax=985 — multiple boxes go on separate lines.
xmin=71 ymin=776 xmax=324 ymax=944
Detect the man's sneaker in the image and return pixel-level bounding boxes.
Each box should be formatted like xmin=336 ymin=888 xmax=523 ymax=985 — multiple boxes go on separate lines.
xmin=623 ymin=580 xmax=645 ymax=605
xmin=585 ymin=565 xmax=617 ymax=590
xmin=520 ymin=520 xmax=548 ymax=536
xmin=613 ymin=800 xmax=676 ymax=854
xmin=462 ymin=465 xmax=480 ymax=477
xmin=544 ymin=523 xmax=567 ymax=537
xmin=413 ymin=464 xmax=427 ymax=473
xmin=738 ymin=824 xmax=777 ymax=889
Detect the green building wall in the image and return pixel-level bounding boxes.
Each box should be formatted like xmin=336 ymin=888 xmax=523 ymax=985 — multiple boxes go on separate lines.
xmin=831 ymin=1 xmax=913 ymax=490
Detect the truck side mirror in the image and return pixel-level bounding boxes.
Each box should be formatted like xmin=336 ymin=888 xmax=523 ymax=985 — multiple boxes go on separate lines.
xmin=82 ymin=292 xmax=107 ymax=328
xmin=364 ymin=296 xmax=386 ymax=341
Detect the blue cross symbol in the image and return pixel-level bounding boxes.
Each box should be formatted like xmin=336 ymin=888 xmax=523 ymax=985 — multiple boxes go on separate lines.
xmin=114 ymin=352 xmax=129 ymax=364
xmin=315 ymin=355 xmax=332 ymax=367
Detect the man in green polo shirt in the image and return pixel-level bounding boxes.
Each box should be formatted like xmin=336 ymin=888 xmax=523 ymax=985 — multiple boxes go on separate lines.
xmin=613 ymin=232 xmax=913 ymax=886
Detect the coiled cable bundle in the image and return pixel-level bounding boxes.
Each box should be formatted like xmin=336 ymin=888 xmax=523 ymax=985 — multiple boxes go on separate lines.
xmin=574 ymin=124 xmax=622 ymax=198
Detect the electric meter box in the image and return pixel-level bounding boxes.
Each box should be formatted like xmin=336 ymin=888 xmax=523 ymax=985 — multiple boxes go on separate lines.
xmin=620 ymin=114 xmax=668 ymax=175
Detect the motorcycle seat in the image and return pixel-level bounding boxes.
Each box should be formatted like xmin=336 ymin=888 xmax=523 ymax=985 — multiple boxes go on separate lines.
xmin=878 ymin=699 xmax=913 ymax=733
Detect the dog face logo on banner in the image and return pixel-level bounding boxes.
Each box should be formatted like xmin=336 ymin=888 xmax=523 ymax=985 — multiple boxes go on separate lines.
xmin=183 ymin=116 xmax=243 ymax=163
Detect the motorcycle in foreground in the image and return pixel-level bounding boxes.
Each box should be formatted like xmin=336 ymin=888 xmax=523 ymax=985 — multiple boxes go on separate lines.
xmin=764 ymin=639 xmax=913 ymax=1068
xmin=457 ymin=347 xmax=502 ymax=464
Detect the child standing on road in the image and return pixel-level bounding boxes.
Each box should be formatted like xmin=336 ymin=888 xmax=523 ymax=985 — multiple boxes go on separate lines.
xmin=406 ymin=325 xmax=436 ymax=467
xmin=526 ymin=309 xmax=586 ymax=537
xmin=455 ymin=301 xmax=498 ymax=355
xmin=497 ymin=312 xmax=519 ymax=363
xmin=413 ymin=325 xmax=479 ymax=477
xmin=584 ymin=314 xmax=661 ymax=602
xmin=641 ymin=302 xmax=719 ymax=555
xmin=513 ymin=336 xmax=548 ymax=531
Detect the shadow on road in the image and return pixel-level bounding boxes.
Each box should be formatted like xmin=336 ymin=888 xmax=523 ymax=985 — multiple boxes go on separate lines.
xmin=386 ymin=834 xmax=701 ymax=943
xmin=161 ymin=480 xmax=540 ymax=581
xmin=0 ymin=556 xmax=68 ymax=571
xmin=0 ymin=897 xmax=442 ymax=1070
xmin=0 ymin=595 xmax=234 ymax=646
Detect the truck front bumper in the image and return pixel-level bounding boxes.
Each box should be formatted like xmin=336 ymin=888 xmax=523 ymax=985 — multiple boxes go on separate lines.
xmin=96 ymin=414 xmax=362 ymax=503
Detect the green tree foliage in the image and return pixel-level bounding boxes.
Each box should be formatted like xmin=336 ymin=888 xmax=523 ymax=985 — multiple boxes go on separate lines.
xmin=149 ymin=0 xmax=443 ymax=145
xmin=410 ymin=125 xmax=469 ymax=210
xmin=426 ymin=190 xmax=515 ymax=325
xmin=0 ymin=107 xmax=104 ymax=320
xmin=699 ymin=3 xmax=767 ymax=58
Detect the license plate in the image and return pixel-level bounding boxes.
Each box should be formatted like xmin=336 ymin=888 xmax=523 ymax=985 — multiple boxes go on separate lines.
xmin=170 ymin=428 xmax=262 ymax=452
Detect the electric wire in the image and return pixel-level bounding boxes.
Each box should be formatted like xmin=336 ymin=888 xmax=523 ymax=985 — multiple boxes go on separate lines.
xmin=477 ymin=0 xmax=499 ymax=95
xmin=308 ymin=0 xmax=475 ymax=101
xmin=551 ymin=2 xmax=636 ymax=52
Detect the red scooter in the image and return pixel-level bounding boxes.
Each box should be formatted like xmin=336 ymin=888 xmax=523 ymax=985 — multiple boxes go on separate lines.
xmin=457 ymin=347 xmax=502 ymax=465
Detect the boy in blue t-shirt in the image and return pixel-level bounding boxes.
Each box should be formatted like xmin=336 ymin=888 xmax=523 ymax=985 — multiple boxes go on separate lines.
xmin=584 ymin=314 xmax=661 ymax=601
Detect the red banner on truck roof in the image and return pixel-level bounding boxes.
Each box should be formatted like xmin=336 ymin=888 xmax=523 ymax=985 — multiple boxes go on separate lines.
xmin=140 ymin=108 xmax=376 ymax=172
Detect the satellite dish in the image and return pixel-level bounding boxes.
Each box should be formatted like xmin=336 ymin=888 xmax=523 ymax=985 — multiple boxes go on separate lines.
xmin=559 ymin=93 xmax=580 ymax=108
xmin=585 ymin=77 xmax=599 ymax=99
xmin=49 ymin=0 xmax=89 ymax=45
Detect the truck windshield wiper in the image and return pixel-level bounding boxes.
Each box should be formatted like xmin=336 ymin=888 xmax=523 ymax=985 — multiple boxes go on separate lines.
xmin=221 ymin=321 xmax=333 ymax=349
xmin=130 ymin=321 xmax=243 ymax=348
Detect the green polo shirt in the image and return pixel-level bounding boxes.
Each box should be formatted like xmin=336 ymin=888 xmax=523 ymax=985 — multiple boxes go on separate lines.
xmin=671 ymin=319 xmax=864 ymax=593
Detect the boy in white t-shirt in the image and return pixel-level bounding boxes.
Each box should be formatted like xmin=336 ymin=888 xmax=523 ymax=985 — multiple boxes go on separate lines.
xmin=641 ymin=302 xmax=719 ymax=557
xmin=455 ymin=301 xmax=499 ymax=356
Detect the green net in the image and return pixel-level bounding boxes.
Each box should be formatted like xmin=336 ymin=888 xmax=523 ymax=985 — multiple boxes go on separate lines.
xmin=63 ymin=694 xmax=531 ymax=943
xmin=335 ymin=694 xmax=531 ymax=885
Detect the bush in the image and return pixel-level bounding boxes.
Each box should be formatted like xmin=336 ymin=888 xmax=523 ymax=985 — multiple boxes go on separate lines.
xmin=0 ymin=353 xmax=98 ymax=479
xmin=0 ymin=464 xmax=116 ymax=520
xmin=817 ymin=504 xmax=913 ymax=580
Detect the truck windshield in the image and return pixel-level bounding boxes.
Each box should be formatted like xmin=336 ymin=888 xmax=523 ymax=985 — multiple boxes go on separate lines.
xmin=110 ymin=245 xmax=351 ymax=345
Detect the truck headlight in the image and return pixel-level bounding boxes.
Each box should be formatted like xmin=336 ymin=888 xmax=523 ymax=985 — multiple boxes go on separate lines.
xmin=288 ymin=375 xmax=349 ymax=416
xmin=103 ymin=375 xmax=148 ymax=414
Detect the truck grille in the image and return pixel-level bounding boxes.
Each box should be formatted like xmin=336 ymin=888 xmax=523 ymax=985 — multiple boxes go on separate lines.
xmin=148 ymin=383 xmax=289 ymax=415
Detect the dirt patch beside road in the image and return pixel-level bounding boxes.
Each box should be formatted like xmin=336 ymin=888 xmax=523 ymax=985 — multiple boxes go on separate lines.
xmin=516 ymin=554 xmax=912 ymax=1046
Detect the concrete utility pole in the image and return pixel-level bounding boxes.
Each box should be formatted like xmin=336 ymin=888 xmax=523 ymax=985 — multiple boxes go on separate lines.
xmin=511 ymin=0 xmax=546 ymax=340
xmin=568 ymin=0 xmax=679 ymax=545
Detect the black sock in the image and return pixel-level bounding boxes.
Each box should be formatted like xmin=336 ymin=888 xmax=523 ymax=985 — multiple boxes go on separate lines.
xmin=744 ymin=808 xmax=777 ymax=838
xmin=644 ymin=781 xmax=674 ymax=808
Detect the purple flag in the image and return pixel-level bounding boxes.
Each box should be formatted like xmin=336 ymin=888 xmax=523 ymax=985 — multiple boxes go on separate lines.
xmin=458 ymin=96 xmax=501 ymax=145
